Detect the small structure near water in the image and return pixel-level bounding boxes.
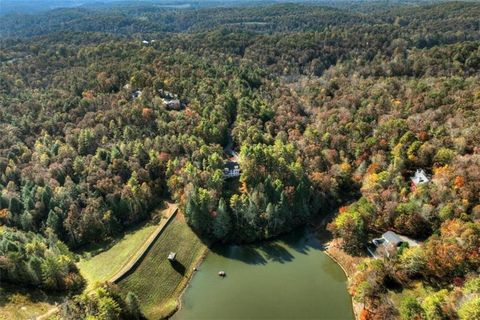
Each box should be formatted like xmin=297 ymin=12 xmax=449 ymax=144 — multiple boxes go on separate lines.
xmin=168 ymin=252 xmax=177 ymax=261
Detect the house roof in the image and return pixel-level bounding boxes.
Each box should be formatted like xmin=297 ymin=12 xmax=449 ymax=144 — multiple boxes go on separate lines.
xmin=224 ymin=161 xmax=239 ymax=171
xmin=411 ymin=169 xmax=429 ymax=185
xmin=167 ymin=99 xmax=180 ymax=106
xmin=382 ymin=231 xmax=402 ymax=246
xmin=132 ymin=90 xmax=142 ymax=98
xmin=370 ymin=232 xmax=420 ymax=258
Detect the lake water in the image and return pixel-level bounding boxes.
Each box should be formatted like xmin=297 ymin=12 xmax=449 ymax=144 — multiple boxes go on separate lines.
xmin=173 ymin=228 xmax=354 ymax=320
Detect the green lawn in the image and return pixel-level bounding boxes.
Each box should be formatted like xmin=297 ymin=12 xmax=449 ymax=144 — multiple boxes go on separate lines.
xmin=77 ymin=222 xmax=158 ymax=291
xmin=117 ymin=216 xmax=207 ymax=319
xmin=0 ymin=284 xmax=62 ymax=320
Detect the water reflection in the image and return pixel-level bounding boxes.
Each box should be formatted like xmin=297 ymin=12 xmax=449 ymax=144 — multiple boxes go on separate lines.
xmin=211 ymin=227 xmax=323 ymax=265
xmin=174 ymin=227 xmax=354 ymax=320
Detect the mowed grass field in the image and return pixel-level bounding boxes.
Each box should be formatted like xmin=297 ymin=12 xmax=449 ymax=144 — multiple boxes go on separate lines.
xmin=118 ymin=215 xmax=207 ymax=319
xmin=77 ymin=223 xmax=158 ymax=290
xmin=77 ymin=210 xmax=167 ymax=291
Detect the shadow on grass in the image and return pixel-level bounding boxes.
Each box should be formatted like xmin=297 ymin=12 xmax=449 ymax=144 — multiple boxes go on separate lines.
xmin=170 ymin=260 xmax=186 ymax=276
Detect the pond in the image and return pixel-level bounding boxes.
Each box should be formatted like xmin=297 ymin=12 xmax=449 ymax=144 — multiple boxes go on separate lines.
xmin=173 ymin=228 xmax=354 ymax=320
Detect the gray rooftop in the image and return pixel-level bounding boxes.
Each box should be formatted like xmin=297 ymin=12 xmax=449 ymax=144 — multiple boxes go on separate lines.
xmin=382 ymin=231 xmax=403 ymax=246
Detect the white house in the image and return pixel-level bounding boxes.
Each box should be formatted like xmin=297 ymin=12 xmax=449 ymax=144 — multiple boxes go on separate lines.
xmin=411 ymin=169 xmax=429 ymax=185
xmin=223 ymin=161 xmax=240 ymax=178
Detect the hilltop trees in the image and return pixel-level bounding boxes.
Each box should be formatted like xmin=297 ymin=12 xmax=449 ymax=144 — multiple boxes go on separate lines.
xmin=396 ymin=276 xmax=480 ymax=320
xmin=2 ymin=1 xmax=480 ymax=248
xmin=348 ymin=218 xmax=480 ymax=318
xmin=212 ymin=198 xmax=232 ymax=240
xmin=0 ymin=228 xmax=85 ymax=293
xmin=328 ymin=199 xmax=374 ymax=255
xmin=59 ymin=283 xmax=143 ymax=319
xmin=0 ymin=3 xmax=479 ymax=314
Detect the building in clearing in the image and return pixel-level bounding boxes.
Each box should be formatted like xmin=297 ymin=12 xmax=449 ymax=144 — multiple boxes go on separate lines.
xmin=164 ymin=99 xmax=182 ymax=110
xmin=167 ymin=252 xmax=176 ymax=261
xmin=159 ymin=90 xmax=185 ymax=111
xmin=411 ymin=169 xmax=429 ymax=186
xmin=376 ymin=231 xmax=403 ymax=247
xmin=223 ymin=161 xmax=240 ymax=178
xmin=368 ymin=231 xmax=419 ymax=258
xmin=131 ymin=90 xmax=142 ymax=99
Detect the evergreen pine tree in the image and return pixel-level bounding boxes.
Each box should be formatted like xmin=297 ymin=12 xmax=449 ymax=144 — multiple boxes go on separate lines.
xmin=213 ymin=198 xmax=232 ymax=240
xmin=125 ymin=291 xmax=141 ymax=319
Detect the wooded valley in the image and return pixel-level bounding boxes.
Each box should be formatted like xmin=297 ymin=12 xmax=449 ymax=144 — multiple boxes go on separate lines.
xmin=0 ymin=1 xmax=479 ymax=319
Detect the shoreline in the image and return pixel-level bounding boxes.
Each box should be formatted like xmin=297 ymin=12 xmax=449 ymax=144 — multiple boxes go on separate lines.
xmin=172 ymin=246 xmax=210 ymax=318
xmin=311 ymin=210 xmax=364 ymax=320
xmin=169 ymin=229 xmax=363 ymax=320
xmin=323 ymin=240 xmax=364 ymax=320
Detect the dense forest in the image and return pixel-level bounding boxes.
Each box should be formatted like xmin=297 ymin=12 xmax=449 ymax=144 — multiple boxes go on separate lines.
xmin=1 ymin=1 xmax=479 ymax=319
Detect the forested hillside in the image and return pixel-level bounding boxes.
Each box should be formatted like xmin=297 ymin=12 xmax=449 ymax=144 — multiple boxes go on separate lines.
xmin=1 ymin=2 xmax=479 ymax=318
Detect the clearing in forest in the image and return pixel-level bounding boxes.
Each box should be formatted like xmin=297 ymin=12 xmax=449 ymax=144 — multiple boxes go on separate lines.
xmin=117 ymin=215 xmax=207 ymax=319
xmin=77 ymin=205 xmax=173 ymax=291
